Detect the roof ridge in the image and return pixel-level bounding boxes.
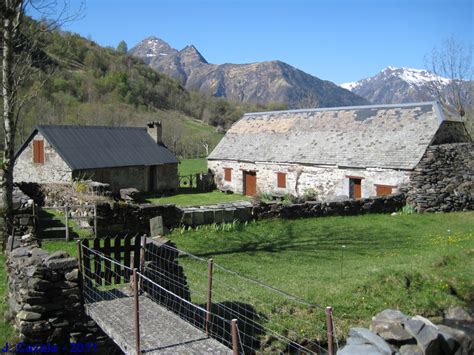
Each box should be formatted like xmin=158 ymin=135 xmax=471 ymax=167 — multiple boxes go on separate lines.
xmin=36 ymin=124 xmax=145 ymax=130
xmin=243 ymin=101 xmax=439 ymax=117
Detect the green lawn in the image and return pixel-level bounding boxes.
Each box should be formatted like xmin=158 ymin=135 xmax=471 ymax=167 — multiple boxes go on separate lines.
xmin=167 ymin=212 xmax=474 ymax=345
xmin=178 ymin=158 xmax=207 ymax=175
xmin=145 ymin=190 xmax=249 ymax=206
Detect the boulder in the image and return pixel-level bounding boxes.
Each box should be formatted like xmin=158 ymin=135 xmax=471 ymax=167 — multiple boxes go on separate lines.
xmin=44 ymin=257 xmax=77 ymax=270
xmin=444 ymin=307 xmax=473 ymax=323
xmin=399 ymin=344 xmax=423 ymax=355
xmin=371 ymin=309 xmax=412 ymax=343
xmin=338 ymin=327 xmax=393 ymax=355
xmin=119 ymin=188 xmax=140 ymax=201
xmin=437 ymin=324 xmax=472 ymax=355
xmin=404 ymin=316 xmax=442 ymax=355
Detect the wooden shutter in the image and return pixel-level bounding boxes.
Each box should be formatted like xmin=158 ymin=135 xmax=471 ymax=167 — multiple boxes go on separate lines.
xmin=33 ymin=140 xmax=44 ymax=164
xmin=375 ymin=185 xmax=393 ymax=196
xmin=277 ymin=172 xmax=286 ymax=188
xmin=224 ymin=168 xmax=232 ymax=182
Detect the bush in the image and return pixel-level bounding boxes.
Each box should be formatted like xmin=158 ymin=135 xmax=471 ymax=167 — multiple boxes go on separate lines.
xmin=400 ymin=204 xmax=416 ymax=215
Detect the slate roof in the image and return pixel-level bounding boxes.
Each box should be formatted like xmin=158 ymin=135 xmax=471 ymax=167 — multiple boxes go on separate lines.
xmin=17 ymin=125 xmax=178 ymax=170
xmin=208 ymin=102 xmax=450 ymax=170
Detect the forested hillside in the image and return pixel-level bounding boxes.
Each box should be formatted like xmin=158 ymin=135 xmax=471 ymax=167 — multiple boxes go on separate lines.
xmin=11 ymin=20 xmax=287 ymax=158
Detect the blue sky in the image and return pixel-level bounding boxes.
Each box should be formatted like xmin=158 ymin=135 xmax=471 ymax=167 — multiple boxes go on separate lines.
xmin=36 ymin=0 xmax=473 ymax=84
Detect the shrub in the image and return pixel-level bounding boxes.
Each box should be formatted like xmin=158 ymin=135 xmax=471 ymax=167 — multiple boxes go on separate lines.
xmin=400 ymin=204 xmax=416 ymax=215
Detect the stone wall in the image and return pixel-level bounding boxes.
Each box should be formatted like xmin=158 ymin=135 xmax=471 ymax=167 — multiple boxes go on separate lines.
xmin=75 ymin=163 xmax=178 ymax=193
xmin=406 ymin=143 xmax=473 ymax=212
xmin=208 ymin=160 xmax=410 ymax=200
xmin=253 ymin=193 xmax=406 ymax=220
xmin=14 ymin=133 xmax=72 ymax=184
xmin=94 ymin=194 xmax=406 ymax=233
xmin=8 ymin=248 xmax=98 ymax=345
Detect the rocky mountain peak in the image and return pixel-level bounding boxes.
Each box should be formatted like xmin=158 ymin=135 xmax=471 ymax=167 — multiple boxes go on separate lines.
xmin=128 ymin=36 xmax=177 ymax=59
xmin=178 ymin=45 xmax=208 ymax=64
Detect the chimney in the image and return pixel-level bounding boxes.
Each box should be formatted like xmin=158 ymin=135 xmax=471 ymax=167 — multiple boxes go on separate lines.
xmin=147 ymin=121 xmax=162 ymax=145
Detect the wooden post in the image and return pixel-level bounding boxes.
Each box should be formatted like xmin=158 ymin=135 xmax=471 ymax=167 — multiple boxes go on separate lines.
xmin=205 ymin=258 xmax=214 ymax=335
xmin=325 ymin=306 xmax=334 ymax=355
xmin=76 ymin=240 xmax=82 ymax=273
xmin=93 ymin=204 xmax=98 ymax=238
xmin=133 ymin=268 xmax=141 ymax=354
xmin=231 ymin=318 xmax=239 ymax=355
xmin=65 ymin=205 xmax=70 ymax=241
xmin=140 ymin=236 xmax=146 ymax=273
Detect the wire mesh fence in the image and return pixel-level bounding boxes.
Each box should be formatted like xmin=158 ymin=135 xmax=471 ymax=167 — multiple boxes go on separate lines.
xmin=79 ymin=237 xmax=337 ymax=354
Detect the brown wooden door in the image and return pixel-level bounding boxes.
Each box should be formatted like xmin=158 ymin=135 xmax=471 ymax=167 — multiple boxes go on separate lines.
xmin=244 ymin=171 xmax=257 ymax=197
xmin=349 ymin=178 xmax=361 ymax=199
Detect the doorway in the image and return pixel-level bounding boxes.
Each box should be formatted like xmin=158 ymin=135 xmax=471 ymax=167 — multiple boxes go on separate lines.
xmin=243 ymin=171 xmax=257 ymax=197
xmin=349 ymin=178 xmax=362 ymax=199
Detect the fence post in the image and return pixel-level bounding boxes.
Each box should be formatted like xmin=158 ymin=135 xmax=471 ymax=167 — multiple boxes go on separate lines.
xmin=325 ymin=306 xmax=334 ymax=355
xmin=93 ymin=204 xmax=98 ymax=238
xmin=76 ymin=240 xmax=83 ymax=292
xmin=231 ymin=318 xmax=239 ymax=355
xmin=205 ymin=258 xmax=214 ymax=336
xmin=133 ymin=268 xmax=141 ymax=355
xmin=65 ymin=205 xmax=70 ymax=241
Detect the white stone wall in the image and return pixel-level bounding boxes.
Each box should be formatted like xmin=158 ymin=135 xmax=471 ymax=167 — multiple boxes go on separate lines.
xmin=208 ymin=160 xmax=410 ymax=199
xmin=14 ymin=134 xmax=72 ymax=184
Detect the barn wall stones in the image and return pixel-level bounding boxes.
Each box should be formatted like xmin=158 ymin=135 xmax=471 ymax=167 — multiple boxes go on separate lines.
xmin=208 ymin=160 xmax=410 ymax=200
xmin=406 ymin=143 xmax=473 ymax=212
xmin=14 ymin=133 xmax=72 ymax=184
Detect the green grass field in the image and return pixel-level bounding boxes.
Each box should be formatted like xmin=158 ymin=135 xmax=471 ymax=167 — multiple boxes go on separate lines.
xmin=167 ymin=212 xmax=474 ymax=344
xmin=178 ymin=158 xmax=207 ymax=175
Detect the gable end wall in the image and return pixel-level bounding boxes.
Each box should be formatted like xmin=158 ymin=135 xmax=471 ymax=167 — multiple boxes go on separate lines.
xmin=14 ymin=133 xmax=72 ymax=184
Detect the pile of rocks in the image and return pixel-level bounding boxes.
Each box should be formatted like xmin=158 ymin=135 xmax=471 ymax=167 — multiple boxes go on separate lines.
xmin=338 ymin=308 xmax=473 ymax=355
xmin=6 ymin=246 xmax=114 ymax=348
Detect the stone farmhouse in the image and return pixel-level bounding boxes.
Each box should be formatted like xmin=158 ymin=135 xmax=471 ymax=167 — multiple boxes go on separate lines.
xmin=14 ymin=122 xmax=179 ymax=192
xmin=208 ymin=102 xmax=470 ymax=199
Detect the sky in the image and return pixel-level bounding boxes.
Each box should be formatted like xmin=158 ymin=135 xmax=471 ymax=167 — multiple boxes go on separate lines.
xmin=31 ymin=0 xmax=473 ymax=84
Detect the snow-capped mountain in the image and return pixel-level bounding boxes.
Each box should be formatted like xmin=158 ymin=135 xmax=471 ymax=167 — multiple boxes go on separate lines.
xmin=340 ymin=66 xmax=451 ymax=104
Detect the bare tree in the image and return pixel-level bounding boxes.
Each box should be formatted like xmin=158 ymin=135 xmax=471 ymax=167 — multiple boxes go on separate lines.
xmin=425 ymin=37 xmax=473 ymax=120
xmin=0 ymin=0 xmax=83 ymax=249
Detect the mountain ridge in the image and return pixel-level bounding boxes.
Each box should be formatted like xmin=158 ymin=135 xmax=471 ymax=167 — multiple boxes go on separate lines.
xmin=129 ymin=37 xmax=369 ymax=108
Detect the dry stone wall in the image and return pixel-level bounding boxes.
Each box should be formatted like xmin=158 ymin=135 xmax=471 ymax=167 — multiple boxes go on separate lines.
xmin=406 ymin=143 xmax=473 ymax=212
xmin=7 ymin=246 xmax=119 ymax=352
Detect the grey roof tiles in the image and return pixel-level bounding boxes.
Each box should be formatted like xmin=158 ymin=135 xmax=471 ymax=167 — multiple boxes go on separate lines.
xmin=208 ymin=102 xmax=448 ymax=170
xmin=19 ymin=125 xmax=178 ymax=170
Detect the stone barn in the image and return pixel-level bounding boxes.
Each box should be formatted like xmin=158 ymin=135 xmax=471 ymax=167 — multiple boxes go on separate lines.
xmin=14 ymin=122 xmax=179 ymax=192
xmin=208 ymin=102 xmax=471 ymax=202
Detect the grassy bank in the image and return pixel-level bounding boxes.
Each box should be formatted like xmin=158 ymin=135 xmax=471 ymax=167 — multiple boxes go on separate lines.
xmin=168 ymin=212 xmax=474 ymax=343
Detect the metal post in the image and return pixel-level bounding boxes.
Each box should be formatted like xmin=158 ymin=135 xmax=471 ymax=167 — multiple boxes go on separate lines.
xmin=205 ymin=258 xmax=214 ymax=336
xmin=65 ymin=205 xmax=70 ymax=241
xmin=93 ymin=204 xmax=98 ymax=238
xmin=231 ymin=318 xmax=239 ymax=355
xmin=325 ymin=306 xmax=334 ymax=355
xmin=133 ymin=268 xmax=141 ymax=354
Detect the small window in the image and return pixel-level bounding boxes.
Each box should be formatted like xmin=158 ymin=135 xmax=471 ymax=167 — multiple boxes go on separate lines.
xmin=375 ymin=185 xmax=394 ymax=196
xmin=33 ymin=140 xmax=44 ymax=164
xmin=224 ymin=168 xmax=232 ymax=182
xmin=277 ymin=172 xmax=286 ymax=188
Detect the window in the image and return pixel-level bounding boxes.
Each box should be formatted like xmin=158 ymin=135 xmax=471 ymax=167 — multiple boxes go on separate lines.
xmin=348 ymin=177 xmax=362 ymax=199
xmin=375 ymin=184 xmax=394 ymax=196
xmin=277 ymin=172 xmax=286 ymax=188
xmin=33 ymin=140 xmax=44 ymax=164
xmin=224 ymin=168 xmax=232 ymax=182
